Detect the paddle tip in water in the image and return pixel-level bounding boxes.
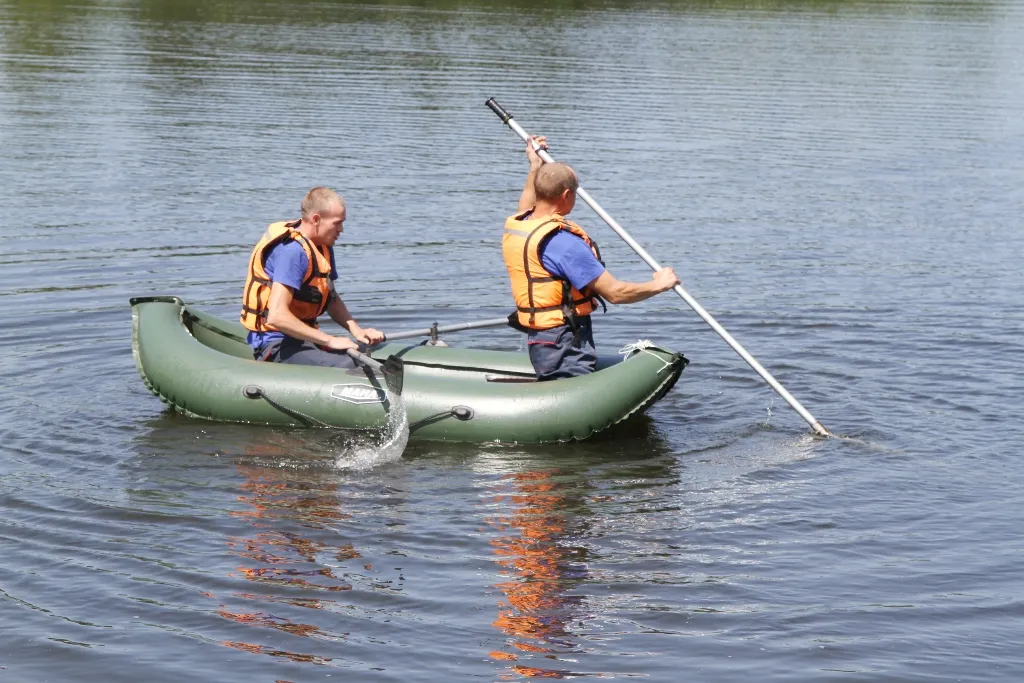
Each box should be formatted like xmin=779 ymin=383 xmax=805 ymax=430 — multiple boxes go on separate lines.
xmin=811 ymin=421 xmax=837 ymax=439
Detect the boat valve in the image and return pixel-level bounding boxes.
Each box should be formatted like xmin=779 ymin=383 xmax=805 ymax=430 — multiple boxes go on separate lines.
xmin=450 ymin=405 xmax=474 ymax=421
xmin=243 ymin=385 xmax=265 ymax=399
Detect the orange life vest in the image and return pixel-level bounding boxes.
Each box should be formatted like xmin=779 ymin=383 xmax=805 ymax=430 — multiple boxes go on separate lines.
xmin=240 ymin=221 xmax=333 ymax=332
xmin=502 ymin=211 xmax=603 ymax=330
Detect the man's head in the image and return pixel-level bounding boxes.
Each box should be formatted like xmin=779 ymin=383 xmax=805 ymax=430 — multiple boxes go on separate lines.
xmin=300 ymin=187 xmax=346 ymax=247
xmin=534 ymin=163 xmax=578 ymax=215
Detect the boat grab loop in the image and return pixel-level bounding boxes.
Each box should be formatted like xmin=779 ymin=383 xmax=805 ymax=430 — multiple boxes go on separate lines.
xmin=408 ymin=405 xmax=475 ymax=431
xmin=242 ymin=384 xmax=336 ymax=428
xmin=618 ymin=340 xmax=674 ymax=374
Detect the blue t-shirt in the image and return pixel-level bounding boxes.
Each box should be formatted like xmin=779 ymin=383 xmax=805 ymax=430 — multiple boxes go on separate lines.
xmin=539 ymin=230 xmax=606 ymax=293
xmin=247 ymin=241 xmax=338 ymax=351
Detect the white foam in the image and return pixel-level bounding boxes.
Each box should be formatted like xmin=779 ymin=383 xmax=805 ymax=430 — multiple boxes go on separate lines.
xmin=334 ymin=389 xmax=410 ymax=471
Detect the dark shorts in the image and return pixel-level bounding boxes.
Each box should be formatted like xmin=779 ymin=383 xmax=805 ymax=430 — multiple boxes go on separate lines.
xmin=254 ymin=337 xmax=357 ymax=370
xmin=527 ymin=317 xmax=597 ymax=382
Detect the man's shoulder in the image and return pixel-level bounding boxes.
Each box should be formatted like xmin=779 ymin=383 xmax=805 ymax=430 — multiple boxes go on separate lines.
xmin=264 ymin=240 xmax=311 ymax=285
xmin=541 ymin=229 xmax=597 ymax=270
xmin=545 ymin=229 xmax=590 ymax=253
xmin=542 ymin=228 xmax=604 ymax=288
xmin=267 ymin=239 xmax=309 ymax=262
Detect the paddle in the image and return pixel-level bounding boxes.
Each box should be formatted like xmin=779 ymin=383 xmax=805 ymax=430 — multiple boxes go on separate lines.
xmin=485 ymin=98 xmax=833 ymax=438
xmin=345 ymin=349 xmax=405 ymax=395
xmin=382 ymin=316 xmax=511 ymax=343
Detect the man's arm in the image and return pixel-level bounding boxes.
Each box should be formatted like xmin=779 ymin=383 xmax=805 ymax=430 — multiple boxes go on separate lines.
xmin=325 ymin=283 xmax=384 ymax=345
xmin=541 ymin=231 xmax=679 ymax=306
xmin=517 ymin=135 xmax=548 ymax=213
xmin=588 ymin=268 xmax=680 ymax=305
xmin=265 ymin=282 xmax=358 ymax=352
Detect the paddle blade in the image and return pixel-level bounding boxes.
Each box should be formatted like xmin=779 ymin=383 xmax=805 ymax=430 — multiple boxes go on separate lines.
xmin=382 ymin=355 xmax=404 ymax=395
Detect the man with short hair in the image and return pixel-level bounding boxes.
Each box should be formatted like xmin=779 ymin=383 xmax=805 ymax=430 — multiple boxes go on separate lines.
xmin=502 ymin=138 xmax=679 ymax=381
xmin=241 ymin=187 xmax=384 ymax=368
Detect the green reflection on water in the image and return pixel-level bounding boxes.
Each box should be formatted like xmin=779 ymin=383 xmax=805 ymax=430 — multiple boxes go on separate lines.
xmin=0 ymin=0 xmax=1002 ymax=72
xmin=4 ymin=0 xmax=1000 ymax=24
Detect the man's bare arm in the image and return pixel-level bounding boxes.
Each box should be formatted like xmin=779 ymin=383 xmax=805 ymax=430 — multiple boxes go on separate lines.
xmin=588 ymin=268 xmax=679 ymax=305
xmin=325 ymin=283 xmax=384 ymax=344
xmin=265 ymin=282 xmax=358 ymax=351
xmin=516 ymin=135 xmax=548 ymax=213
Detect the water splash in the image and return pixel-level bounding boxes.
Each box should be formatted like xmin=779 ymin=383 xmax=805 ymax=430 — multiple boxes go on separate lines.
xmin=760 ymin=397 xmax=775 ymax=429
xmin=334 ymin=389 xmax=409 ymax=471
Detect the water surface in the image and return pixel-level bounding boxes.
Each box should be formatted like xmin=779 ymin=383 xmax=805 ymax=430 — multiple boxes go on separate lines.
xmin=1 ymin=0 xmax=1022 ymax=680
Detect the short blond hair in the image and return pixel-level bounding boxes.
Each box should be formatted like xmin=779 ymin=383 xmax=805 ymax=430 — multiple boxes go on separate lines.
xmin=534 ymin=163 xmax=578 ymax=202
xmin=301 ymin=187 xmax=344 ymax=218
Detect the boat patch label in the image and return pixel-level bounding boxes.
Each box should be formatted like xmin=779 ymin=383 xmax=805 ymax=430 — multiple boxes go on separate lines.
xmin=330 ymin=383 xmax=387 ymax=405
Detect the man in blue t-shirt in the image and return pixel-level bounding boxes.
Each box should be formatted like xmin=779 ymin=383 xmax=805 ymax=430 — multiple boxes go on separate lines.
xmin=507 ymin=137 xmax=679 ymax=381
xmin=241 ymin=187 xmax=384 ymax=368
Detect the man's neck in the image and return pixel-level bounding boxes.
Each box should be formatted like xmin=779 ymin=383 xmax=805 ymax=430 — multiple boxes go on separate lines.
xmin=295 ymin=218 xmax=318 ymax=243
xmin=530 ymin=201 xmax=565 ymax=221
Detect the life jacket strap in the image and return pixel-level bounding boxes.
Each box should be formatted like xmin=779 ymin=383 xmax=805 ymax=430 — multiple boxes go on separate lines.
xmin=241 ymin=304 xmax=318 ymax=328
xmin=517 ymin=303 xmax=564 ymax=314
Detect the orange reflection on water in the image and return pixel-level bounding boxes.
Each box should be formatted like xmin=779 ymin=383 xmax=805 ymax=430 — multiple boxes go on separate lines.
xmin=218 ymin=462 xmax=360 ymax=663
xmin=222 ymin=640 xmax=331 ymax=665
xmin=226 ymin=465 xmax=355 ymax=594
xmin=217 ymin=608 xmax=323 ymax=637
xmin=511 ymin=664 xmax=573 ymax=679
xmin=487 ymin=470 xmax=589 ymax=678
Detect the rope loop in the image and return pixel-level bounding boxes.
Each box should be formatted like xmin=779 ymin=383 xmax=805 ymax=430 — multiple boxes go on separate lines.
xmin=617 ymin=339 xmax=673 ymax=373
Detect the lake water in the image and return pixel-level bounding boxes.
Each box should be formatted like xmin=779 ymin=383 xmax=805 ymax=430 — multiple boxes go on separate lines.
xmin=1 ymin=0 xmax=1023 ymax=680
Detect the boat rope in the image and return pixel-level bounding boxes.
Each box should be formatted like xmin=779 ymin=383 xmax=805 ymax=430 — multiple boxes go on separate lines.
xmin=617 ymin=339 xmax=674 ymax=374
xmin=243 ymin=385 xmax=338 ymax=429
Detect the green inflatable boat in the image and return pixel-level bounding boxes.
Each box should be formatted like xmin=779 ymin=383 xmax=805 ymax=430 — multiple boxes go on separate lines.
xmin=130 ymin=296 xmax=687 ymax=443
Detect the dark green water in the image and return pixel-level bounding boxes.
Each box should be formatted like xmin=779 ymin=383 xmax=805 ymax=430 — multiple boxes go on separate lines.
xmin=1 ymin=0 xmax=1022 ymax=680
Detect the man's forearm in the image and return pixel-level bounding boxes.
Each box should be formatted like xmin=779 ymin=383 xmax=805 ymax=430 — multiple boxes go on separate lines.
xmin=591 ymin=271 xmax=669 ymax=305
xmin=605 ymin=280 xmax=664 ymax=305
xmin=327 ymin=296 xmax=360 ymax=333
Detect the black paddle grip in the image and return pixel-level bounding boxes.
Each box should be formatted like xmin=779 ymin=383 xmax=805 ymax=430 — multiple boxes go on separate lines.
xmin=485 ymin=98 xmax=512 ymax=123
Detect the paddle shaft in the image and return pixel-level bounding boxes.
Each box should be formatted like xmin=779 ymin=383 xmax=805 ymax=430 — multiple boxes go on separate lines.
xmin=486 ymin=98 xmax=832 ymax=437
xmin=383 ymin=317 xmax=509 ymax=342
xmin=345 ymin=348 xmax=405 ymax=396
xmin=346 ymin=348 xmax=383 ymax=371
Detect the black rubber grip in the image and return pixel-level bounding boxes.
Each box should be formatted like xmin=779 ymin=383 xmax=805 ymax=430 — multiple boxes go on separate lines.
xmin=485 ymin=98 xmax=512 ymax=123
